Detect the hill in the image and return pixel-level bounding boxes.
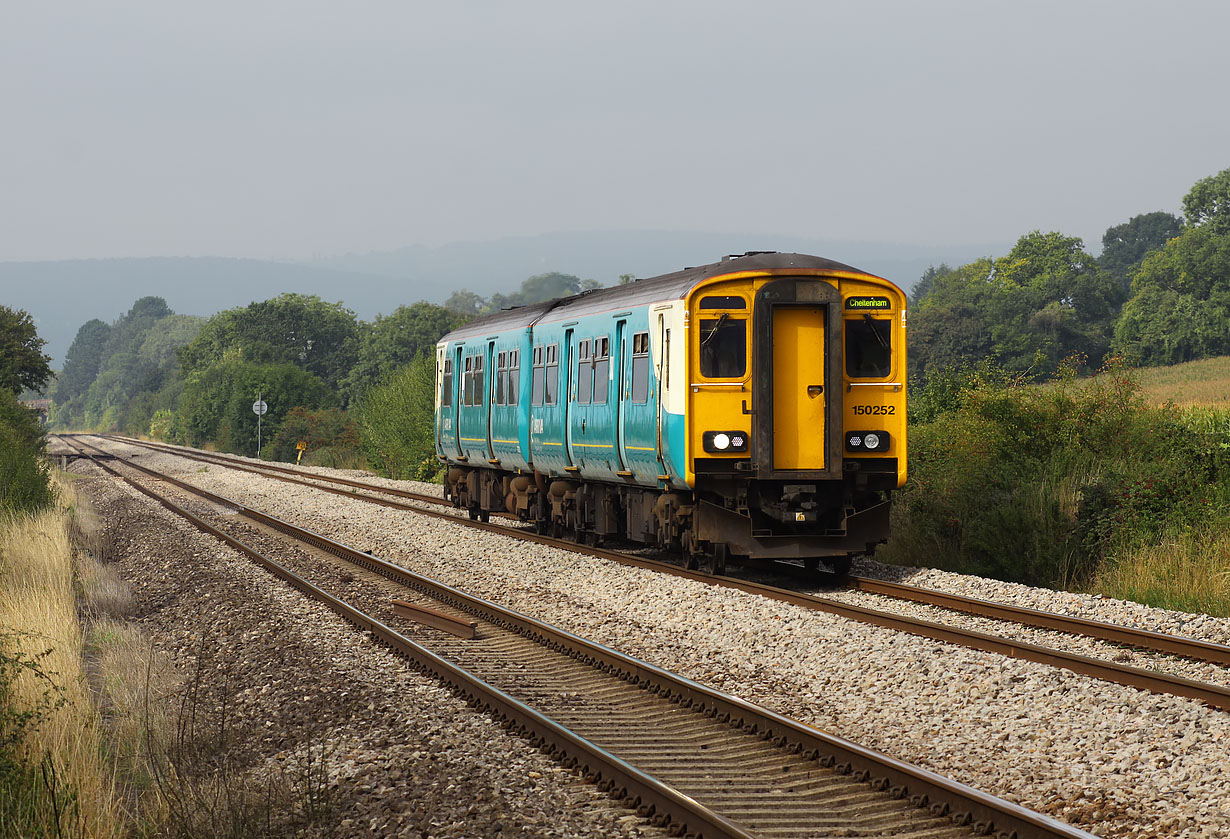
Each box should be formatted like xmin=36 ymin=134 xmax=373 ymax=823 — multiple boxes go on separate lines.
xmin=2 ymin=231 xmax=1004 ymax=369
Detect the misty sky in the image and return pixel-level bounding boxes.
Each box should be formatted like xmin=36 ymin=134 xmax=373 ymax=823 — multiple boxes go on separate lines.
xmin=2 ymin=1 xmax=1228 ymax=263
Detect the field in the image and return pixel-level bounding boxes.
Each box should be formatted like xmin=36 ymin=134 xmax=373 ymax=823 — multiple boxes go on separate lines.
xmin=1137 ymin=356 xmax=1230 ymax=407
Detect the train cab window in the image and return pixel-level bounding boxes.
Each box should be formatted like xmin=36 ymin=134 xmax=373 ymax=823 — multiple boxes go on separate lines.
xmin=699 ymin=316 xmax=746 ymax=378
xmin=462 ymin=357 xmax=473 ymax=405
xmin=592 ymin=337 xmax=609 ymax=404
xmin=441 ymin=357 xmax=453 ymax=404
xmin=630 ymin=331 xmax=650 ymax=403
xmin=531 ymin=346 xmax=545 ymax=405
xmin=575 ymin=340 xmax=592 ymax=404
xmin=544 ymin=344 xmax=559 ymax=405
xmin=845 ymin=316 xmax=892 ymax=378
xmin=699 ymin=295 xmax=746 ymax=310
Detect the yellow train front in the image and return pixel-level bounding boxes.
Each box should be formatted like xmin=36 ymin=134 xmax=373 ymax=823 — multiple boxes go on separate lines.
xmin=435 ymin=251 xmax=906 ymax=575
xmin=676 ymin=252 xmax=906 ymax=574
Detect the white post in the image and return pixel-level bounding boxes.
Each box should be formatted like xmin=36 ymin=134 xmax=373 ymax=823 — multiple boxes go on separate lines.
xmin=257 ymin=390 xmax=262 ymax=459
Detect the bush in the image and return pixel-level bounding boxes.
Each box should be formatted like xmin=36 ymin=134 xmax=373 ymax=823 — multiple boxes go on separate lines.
xmin=354 ymin=355 xmax=443 ymax=481
xmin=880 ymin=361 xmax=1230 ymax=587
xmin=266 ymin=407 xmax=360 ymax=464
xmin=0 ymin=391 xmax=53 ymax=515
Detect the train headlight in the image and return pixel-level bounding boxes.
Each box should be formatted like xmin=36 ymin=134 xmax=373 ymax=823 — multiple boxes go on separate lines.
xmin=845 ymin=431 xmax=890 ymax=453
xmin=703 ymin=431 xmax=749 ymax=453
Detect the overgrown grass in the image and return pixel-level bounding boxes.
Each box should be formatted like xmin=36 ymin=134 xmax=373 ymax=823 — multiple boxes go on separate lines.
xmin=1136 ymin=355 xmax=1230 ymax=407
xmin=0 ymin=477 xmax=121 ymax=838
xmin=881 ymin=361 xmax=1230 ymax=615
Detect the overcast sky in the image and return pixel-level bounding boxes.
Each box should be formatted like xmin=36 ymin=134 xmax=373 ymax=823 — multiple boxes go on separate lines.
xmin=2 ymin=1 xmax=1228 ymax=263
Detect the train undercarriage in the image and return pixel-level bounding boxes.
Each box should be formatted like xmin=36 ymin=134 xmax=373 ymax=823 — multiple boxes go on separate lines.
xmin=444 ymin=466 xmax=891 ymax=577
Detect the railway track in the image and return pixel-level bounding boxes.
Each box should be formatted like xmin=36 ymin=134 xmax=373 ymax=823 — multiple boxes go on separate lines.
xmin=79 ymin=435 xmax=1230 ymax=711
xmin=60 ymin=434 xmax=1098 ymax=839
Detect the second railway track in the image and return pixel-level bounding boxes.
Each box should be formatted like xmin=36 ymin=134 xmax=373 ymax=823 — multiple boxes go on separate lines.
xmin=81 ymin=434 xmax=1230 ymax=713
xmin=60 ymin=434 xmax=1100 ymax=839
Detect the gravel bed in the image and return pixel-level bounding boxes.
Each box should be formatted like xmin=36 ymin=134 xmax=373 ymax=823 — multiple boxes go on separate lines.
xmin=69 ymin=459 xmax=669 ymax=839
xmin=90 ymin=439 xmax=1230 ymax=838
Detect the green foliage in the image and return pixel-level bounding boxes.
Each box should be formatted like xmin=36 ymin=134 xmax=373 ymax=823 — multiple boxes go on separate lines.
xmin=266 ymin=407 xmax=359 ymax=463
xmin=341 ymin=302 xmax=463 ymax=403
xmin=1182 ymin=166 xmax=1230 ymax=236
xmin=52 ymin=319 xmax=111 ymax=406
xmin=0 ymin=386 xmax=53 ymax=516
xmin=883 ymin=363 xmax=1230 ymax=586
xmin=176 ymin=357 xmax=336 ymax=456
xmin=354 ymin=355 xmax=442 ymax=481
xmin=1113 ymin=226 xmax=1230 ymax=365
xmin=1099 ymin=211 xmax=1183 ymax=295
xmin=50 ymin=299 xmax=203 ymax=433
xmin=177 ymin=293 xmax=359 ymax=394
xmin=909 ymin=263 xmax=951 ymax=307
xmin=0 ymin=306 xmax=53 ymax=396
xmin=909 ymin=233 xmax=1120 ymax=381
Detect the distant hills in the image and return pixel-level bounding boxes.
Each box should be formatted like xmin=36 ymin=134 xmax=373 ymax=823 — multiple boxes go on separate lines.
xmin=1 ymin=230 xmax=1005 ymax=369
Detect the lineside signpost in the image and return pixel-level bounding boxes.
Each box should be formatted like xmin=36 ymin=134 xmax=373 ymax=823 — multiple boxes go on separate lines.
xmin=253 ymin=395 xmax=268 ymax=458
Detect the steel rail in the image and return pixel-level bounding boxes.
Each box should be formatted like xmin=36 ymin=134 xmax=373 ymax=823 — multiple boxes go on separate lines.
xmin=85 ymin=434 xmax=1230 ymax=712
xmin=63 ymin=435 xmax=1097 ymax=839
xmin=848 ymin=576 xmax=1230 ymax=668
xmin=62 ymin=437 xmax=756 ymax=839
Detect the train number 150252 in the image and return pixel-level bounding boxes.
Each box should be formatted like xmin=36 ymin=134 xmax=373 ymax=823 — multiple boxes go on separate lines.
xmin=852 ymin=405 xmax=896 ymax=416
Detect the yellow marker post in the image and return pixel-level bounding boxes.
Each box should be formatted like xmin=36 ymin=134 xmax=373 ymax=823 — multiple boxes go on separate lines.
xmin=295 ymin=440 xmax=307 ymax=465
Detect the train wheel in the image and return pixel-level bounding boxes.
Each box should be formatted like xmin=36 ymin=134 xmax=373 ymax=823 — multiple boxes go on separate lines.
xmin=479 ymin=510 xmax=490 ymax=523
xmin=467 ymin=507 xmax=479 ymax=521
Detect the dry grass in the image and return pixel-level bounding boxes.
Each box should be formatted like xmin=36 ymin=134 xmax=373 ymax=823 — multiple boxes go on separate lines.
xmin=0 ymin=476 xmax=123 ymax=838
xmin=1137 ymin=356 xmax=1230 ymax=407
xmin=1092 ymin=527 xmax=1230 ymax=617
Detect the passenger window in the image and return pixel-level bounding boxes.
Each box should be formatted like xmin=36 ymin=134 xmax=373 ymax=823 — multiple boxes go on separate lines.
xmin=507 ymin=349 xmax=519 ymax=406
xmin=699 ymin=317 xmax=746 ymax=378
xmin=592 ymin=337 xmax=609 ymax=404
xmin=473 ymin=355 xmax=484 ymax=405
xmin=463 ymin=357 xmax=473 ymax=406
xmin=576 ymin=340 xmax=592 ymax=404
xmin=441 ymin=357 xmax=453 ymax=404
xmin=630 ymin=331 xmax=649 ymax=403
xmin=845 ymin=316 xmax=892 ymax=378
xmin=545 ymin=344 xmax=559 ymax=405
xmin=495 ymin=351 xmax=506 ymax=405
xmin=531 ymin=347 xmax=544 ymax=405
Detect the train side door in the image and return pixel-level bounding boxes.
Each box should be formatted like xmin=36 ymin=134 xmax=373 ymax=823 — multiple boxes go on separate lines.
xmin=485 ymin=340 xmax=496 ymax=461
xmin=441 ymin=346 xmax=462 ymax=457
xmin=612 ymin=319 xmax=628 ymax=472
xmin=772 ymin=305 xmax=826 ymax=470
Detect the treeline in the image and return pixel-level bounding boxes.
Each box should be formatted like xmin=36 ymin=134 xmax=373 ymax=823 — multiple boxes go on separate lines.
xmin=909 ymin=167 xmax=1230 ymax=380
xmin=47 ymin=272 xmax=599 ymax=475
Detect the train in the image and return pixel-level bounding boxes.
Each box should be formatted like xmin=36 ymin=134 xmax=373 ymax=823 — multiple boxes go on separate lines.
xmin=434 ymin=251 xmax=906 ymax=575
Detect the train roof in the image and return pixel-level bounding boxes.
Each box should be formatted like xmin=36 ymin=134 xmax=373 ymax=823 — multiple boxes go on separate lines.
xmin=439 ymin=252 xmax=892 ymax=342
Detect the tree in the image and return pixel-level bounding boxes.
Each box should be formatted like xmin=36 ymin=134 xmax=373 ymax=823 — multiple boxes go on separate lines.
xmin=341 ymin=302 xmax=464 ymax=402
xmin=1113 ymin=226 xmax=1230 ymax=365
xmin=910 ymin=263 xmax=952 ymax=307
xmin=1099 ymin=211 xmax=1183 ymax=295
xmin=1183 ymin=167 xmax=1230 ymax=236
xmin=53 ymin=319 xmax=112 ymax=404
xmin=909 ymin=233 xmax=1119 ymax=380
xmin=443 ymin=290 xmax=485 ymax=317
xmin=177 ymin=294 xmax=359 ymax=393
xmin=0 ymin=305 xmax=53 ymax=395
xmin=355 ymin=354 xmax=442 ymax=480
xmin=176 ymin=356 xmax=336 ymax=455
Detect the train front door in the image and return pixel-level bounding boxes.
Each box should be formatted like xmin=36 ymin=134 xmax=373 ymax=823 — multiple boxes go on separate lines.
xmin=772 ymin=306 xmax=826 ymax=470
